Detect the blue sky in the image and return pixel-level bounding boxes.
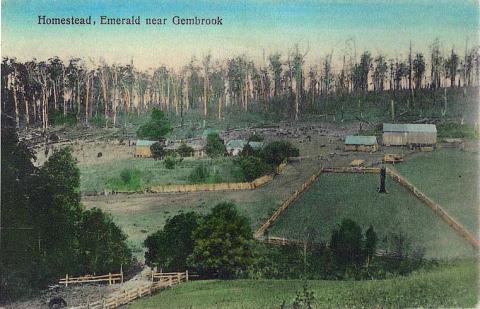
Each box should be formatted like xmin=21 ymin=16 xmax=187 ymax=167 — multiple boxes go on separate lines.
xmin=2 ymin=0 xmax=478 ymax=69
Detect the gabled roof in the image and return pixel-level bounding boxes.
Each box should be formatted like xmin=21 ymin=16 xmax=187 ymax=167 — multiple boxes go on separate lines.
xmin=383 ymin=123 xmax=437 ymax=133
xmin=136 ymin=140 xmax=157 ymax=146
xmin=345 ymin=135 xmax=378 ymax=145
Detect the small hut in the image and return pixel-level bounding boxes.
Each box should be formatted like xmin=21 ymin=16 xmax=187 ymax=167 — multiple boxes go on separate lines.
xmin=382 ymin=123 xmax=437 ymax=146
xmin=344 ymin=136 xmax=378 ymax=152
xmin=134 ymin=140 xmax=157 ymax=157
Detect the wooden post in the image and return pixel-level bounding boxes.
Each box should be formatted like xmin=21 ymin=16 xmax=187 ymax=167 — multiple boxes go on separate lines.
xmin=186 ymin=270 xmax=189 ymax=282
xmin=120 ymin=264 xmax=124 ymax=284
xmin=65 ymin=274 xmax=68 ymax=287
xmin=379 ymin=167 xmax=387 ymax=193
xmin=151 ymin=270 xmax=154 ymax=282
xmin=108 ymin=272 xmax=112 ymax=285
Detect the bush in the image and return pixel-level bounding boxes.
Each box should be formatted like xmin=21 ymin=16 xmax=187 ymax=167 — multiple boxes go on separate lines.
xmin=205 ymin=133 xmax=226 ymax=157
xmin=107 ymin=168 xmax=142 ymax=191
xmin=239 ymin=156 xmax=272 ymax=181
xmin=188 ymin=164 xmax=210 ymax=183
xmin=177 ymin=143 xmax=194 ymax=157
xmin=261 ymin=140 xmax=299 ymax=166
xmin=248 ymin=133 xmax=264 ymax=142
xmin=144 ymin=212 xmax=200 ymax=271
xmin=437 ymin=122 xmax=479 ymax=139
xmin=137 ymin=108 xmax=172 ymax=140
xmin=150 ymin=142 xmax=165 ymax=160
xmin=164 ymin=156 xmax=176 ymax=169
xmin=188 ymin=203 xmax=253 ymax=278
xmin=91 ymin=114 xmax=107 ymax=128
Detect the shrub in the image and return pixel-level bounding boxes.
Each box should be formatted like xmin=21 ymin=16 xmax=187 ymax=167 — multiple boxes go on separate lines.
xmin=205 ymin=133 xmax=226 ymax=157
xmin=91 ymin=114 xmax=107 ymax=128
xmin=144 ymin=212 xmax=200 ymax=271
xmin=137 ymin=108 xmax=172 ymax=140
xmin=261 ymin=140 xmax=299 ymax=166
xmin=164 ymin=156 xmax=176 ymax=169
xmin=150 ymin=142 xmax=165 ymax=160
xmin=188 ymin=164 xmax=210 ymax=183
xmin=437 ymin=122 xmax=479 ymax=139
xmin=188 ymin=203 xmax=253 ymax=278
xmin=248 ymin=133 xmax=264 ymax=142
xmin=330 ymin=219 xmax=365 ymax=267
xmin=239 ymin=156 xmax=272 ymax=181
xmin=177 ymin=143 xmax=194 ymax=157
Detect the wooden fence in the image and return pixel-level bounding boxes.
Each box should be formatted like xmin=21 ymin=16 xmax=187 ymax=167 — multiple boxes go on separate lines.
xmin=60 ymin=272 xmax=123 ymax=287
xmin=386 ymin=168 xmax=480 ymax=249
xmin=254 ymin=167 xmax=323 ymax=238
xmin=321 ymin=167 xmax=381 ymax=174
xmin=68 ymin=271 xmax=188 ymax=309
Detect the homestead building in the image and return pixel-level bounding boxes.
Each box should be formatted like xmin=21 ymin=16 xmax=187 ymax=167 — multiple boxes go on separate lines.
xmin=134 ymin=140 xmax=157 ymax=157
xmin=382 ymin=123 xmax=437 ymax=147
xmin=344 ymin=135 xmax=379 ymax=152
xmin=226 ymin=140 xmax=264 ymax=156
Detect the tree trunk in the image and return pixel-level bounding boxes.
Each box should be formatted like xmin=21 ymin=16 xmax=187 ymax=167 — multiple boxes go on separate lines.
xmin=378 ymin=167 xmax=386 ymax=193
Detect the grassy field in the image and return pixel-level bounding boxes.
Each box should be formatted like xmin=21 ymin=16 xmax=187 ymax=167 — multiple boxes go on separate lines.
xmin=267 ymin=172 xmax=475 ymax=259
xmin=128 ymin=259 xmax=477 ymax=309
xmin=79 ymin=157 xmax=244 ymax=192
xmin=393 ymin=148 xmax=479 ymax=236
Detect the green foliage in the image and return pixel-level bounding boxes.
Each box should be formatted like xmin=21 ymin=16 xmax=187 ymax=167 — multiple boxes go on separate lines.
xmin=177 ymin=143 xmax=194 ymax=157
xmin=292 ymin=283 xmax=316 ymax=309
xmin=205 ymin=133 xmax=226 ymax=157
xmin=91 ymin=114 xmax=107 ymax=128
xmin=150 ymin=142 xmax=165 ymax=160
xmin=330 ymin=219 xmax=365 ymax=267
xmin=238 ymin=156 xmax=272 ymax=182
xmin=364 ymin=225 xmax=378 ymax=260
xmin=261 ymin=140 xmax=299 ymax=167
xmin=107 ymin=168 xmax=143 ymax=191
xmin=144 ymin=212 xmax=200 ymax=271
xmin=51 ymin=111 xmax=78 ymax=127
xmin=188 ymin=164 xmax=210 ymax=183
xmin=437 ymin=122 xmax=479 ymax=139
xmin=78 ymin=208 xmax=133 ymax=274
xmin=188 ymin=203 xmax=254 ymax=278
xmin=164 ymin=156 xmax=177 ymax=169
xmin=248 ymin=133 xmax=264 ymax=142
xmin=136 ymin=108 xmax=172 ymax=139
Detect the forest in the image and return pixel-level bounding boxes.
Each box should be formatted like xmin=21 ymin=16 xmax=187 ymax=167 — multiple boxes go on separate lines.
xmin=2 ymin=38 xmax=479 ymax=131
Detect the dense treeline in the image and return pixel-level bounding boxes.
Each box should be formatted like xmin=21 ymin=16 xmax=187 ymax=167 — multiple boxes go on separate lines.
xmin=2 ymin=39 xmax=479 ymax=129
xmin=0 ymin=120 xmax=133 ymax=301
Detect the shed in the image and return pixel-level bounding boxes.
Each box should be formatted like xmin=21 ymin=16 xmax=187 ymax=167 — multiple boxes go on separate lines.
xmin=134 ymin=140 xmax=157 ymax=157
xmin=226 ymin=139 xmax=264 ymax=156
xmin=382 ymin=123 xmax=437 ymax=146
xmin=344 ymin=135 xmax=378 ymax=152
xmin=165 ymin=140 xmax=206 ymax=157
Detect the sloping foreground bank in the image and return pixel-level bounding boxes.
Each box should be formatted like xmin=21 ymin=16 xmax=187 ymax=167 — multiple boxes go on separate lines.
xmin=127 ymin=260 xmax=478 ymax=308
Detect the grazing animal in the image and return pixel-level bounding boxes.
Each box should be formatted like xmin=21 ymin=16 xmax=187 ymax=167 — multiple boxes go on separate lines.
xmin=48 ymin=296 xmax=67 ymax=309
xmin=97 ymin=152 xmax=103 ymax=158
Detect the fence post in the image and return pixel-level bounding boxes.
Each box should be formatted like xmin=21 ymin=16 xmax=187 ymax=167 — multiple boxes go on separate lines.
xmin=120 ymin=264 xmax=124 ymax=284
xmin=108 ymin=272 xmax=112 ymax=285
xmin=186 ymin=270 xmax=189 ymax=282
xmin=65 ymin=274 xmax=68 ymax=287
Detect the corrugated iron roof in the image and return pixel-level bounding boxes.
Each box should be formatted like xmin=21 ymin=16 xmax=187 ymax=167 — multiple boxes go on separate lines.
xmin=383 ymin=123 xmax=437 ymax=133
xmin=345 ymin=135 xmax=378 ymax=145
xmin=136 ymin=140 xmax=157 ymax=146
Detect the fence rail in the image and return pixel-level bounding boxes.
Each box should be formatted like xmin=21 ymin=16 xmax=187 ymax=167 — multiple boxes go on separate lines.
xmin=60 ymin=272 xmax=123 ymax=287
xmin=386 ymin=168 xmax=480 ymax=249
xmin=254 ymin=167 xmax=323 ymax=238
xmin=68 ymin=271 xmax=188 ymax=309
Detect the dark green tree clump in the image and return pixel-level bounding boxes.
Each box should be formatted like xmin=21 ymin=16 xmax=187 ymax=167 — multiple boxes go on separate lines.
xmin=261 ymin=140 xmax=299 ymax=167
xmin=205 ymin=133 xmax=226 ymax=157
xmin=144 ymin=212 xmax=200 ymax=271
xmin=1 ymin=129 xmax=133 ymax=300
xmin=150 ymin=142 xmax=165 ymax=160
xmin=136 ymin=108 xmax=172 ymax=140
xmin=238 ymin=156 xmax=272 ymax=181
xmin=188 ymin=203 xmax=254 ymax=278
xmin=177 ymin=143 xmax=194 ymax=157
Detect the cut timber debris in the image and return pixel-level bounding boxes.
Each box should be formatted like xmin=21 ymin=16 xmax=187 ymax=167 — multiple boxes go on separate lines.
xmin=350 ymin=159 xmax=365 ymax=167
xmin=384 ymin=154 xmax=404 ymax=163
